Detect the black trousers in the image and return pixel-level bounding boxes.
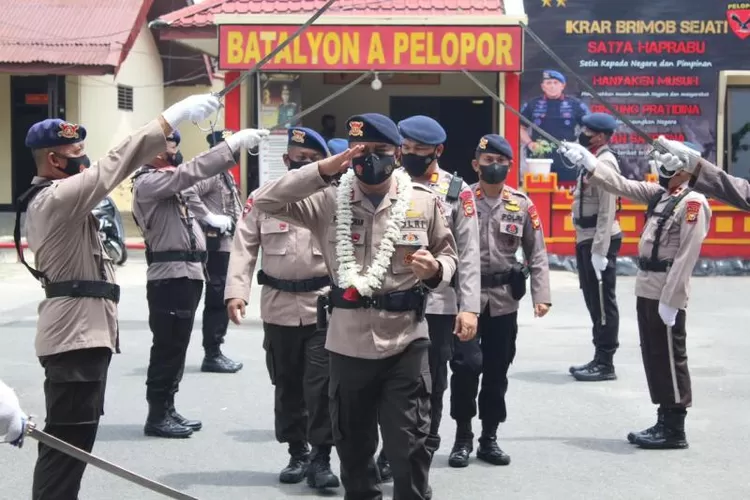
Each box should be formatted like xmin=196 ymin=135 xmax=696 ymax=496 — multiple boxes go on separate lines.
xmin=450 ymin=309 xmax=518 ymax=426
xmin=425 ymin=314 xmax=455 ymax=452
xmin=575 ymin=238 xmax=621 ymax=365
xmin=203 ymin=251 xmax=230 ymax=350
xmin=263 ymin=322 xmax=333 ymax=446
xmin=146 ymin=278 xmax=204 ymax=404
xmin=330 ymin=340 xmax=431 ymax=500
xmin=636 ymin=297 xmax=691 ymax=408
xmin=32 ymin=347 xmax=112 ymax=500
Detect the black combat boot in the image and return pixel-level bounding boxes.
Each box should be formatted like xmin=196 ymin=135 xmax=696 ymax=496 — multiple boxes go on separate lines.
xmin=279 ymin=442 xmax=310 ymax=484
xmin=306 ymin=445 xmax=340 ymax=489
xmin=167 ymin=398 xmax=202 ymax=431
xmin=571 ymin=356 xmax=617 ymax=381
xmin=476 ymin=421 xmax=510 ymax=466
xmin=633 ymin=408 xmax=688 ymax=450
xmin=627 ymin=408 xmax=664 ymax=444
xmin=376 ymin=449 xmax=392 ymax=483
xmin=201 ymin=346 xmax=243 ymax=373
xmin=568 ymin=359 xmax=596 ymax=375
xmin=144 ymin=401 xmax=193 ymax=438
xmin=448 ymin=421 xmax=474 ymax=468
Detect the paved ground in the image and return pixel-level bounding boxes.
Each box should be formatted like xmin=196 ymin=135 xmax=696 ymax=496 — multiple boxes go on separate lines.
xmin=1 ymin=261 xmax=750 ymax=499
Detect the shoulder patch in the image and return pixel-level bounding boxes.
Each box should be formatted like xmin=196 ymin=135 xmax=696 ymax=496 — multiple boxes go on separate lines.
xmin=685 ymin=200 xmax=701 ymax=224
xmin=243 ymin=197 xmax=254 ymax=218
xmin=459 ymin=189 xmax=476 ymax=217
xmin=528 ymin=204 xmax=541 ymax=230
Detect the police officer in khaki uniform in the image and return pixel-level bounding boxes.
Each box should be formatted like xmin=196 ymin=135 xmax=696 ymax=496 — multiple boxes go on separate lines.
xmin=570 ymin=113 xmax=623 ymax=381
xmin=225 ymin=127 xmax=339 ymax=489
xmin=16 ymin=94 xmax=220 ymax=499
xmin=563 ymin=141 xmax=711 ymax=450
xmin=249 ymin=113 xmax=459 ymax=500
xmin=132 ymin=128 xmax=268 ymax=439
xmin=654 ymin=136 xmax=750 ymax=211
xmin=373 ymin=115 xmax=480 ymax=480
xmin=449 ymin=134 xmax=552 ymax=468
xmin=184 ymin=129 xmax=244 ymax=374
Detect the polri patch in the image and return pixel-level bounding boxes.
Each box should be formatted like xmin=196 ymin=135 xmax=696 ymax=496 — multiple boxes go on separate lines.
xmin=460 ymin=190 xmax=475 ymax=217
xmin=685 ymin=200 xmax=701 ymax=224
xmin=528 ymin=205 xmax=541 ymax=230
xmin=242 ymin=197 xmax=254 ymax=218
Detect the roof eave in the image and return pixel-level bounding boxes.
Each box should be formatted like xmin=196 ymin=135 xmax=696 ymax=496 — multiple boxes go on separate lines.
xmin=0 ymin=63 xmax=114 ymax=76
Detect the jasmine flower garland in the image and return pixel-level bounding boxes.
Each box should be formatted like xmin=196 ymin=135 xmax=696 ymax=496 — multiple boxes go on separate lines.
xmin=334 ymin=169 xmax=412 ymax=297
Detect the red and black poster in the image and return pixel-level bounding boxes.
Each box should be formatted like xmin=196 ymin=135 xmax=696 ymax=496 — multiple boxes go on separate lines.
xmin=521 ymin=0 xmax=750 ymax=180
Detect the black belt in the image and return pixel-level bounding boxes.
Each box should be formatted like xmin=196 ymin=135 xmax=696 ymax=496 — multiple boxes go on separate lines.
xmin=637 ymin=258 xmax=673 ymax=273
xmin=573 ymin=215 xmax=598 ymax=229
xmin=146 ymin=250 xmax=207 ymax=265
xmin=257 ymin=270 xmax=331 ymax=293
xmin=328 ymin=286 xmax=427 ymax=313
xmin=481 ymin=271 xmax=512 ymax=288
xmin=44 ymin=281 xmax=121 ymax=304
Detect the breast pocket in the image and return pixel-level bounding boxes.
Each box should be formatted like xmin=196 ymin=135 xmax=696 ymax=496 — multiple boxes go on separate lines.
xmin=328 ymin=227 xmax=367 ymax=262
xmin=497 ymin=221 xmax=524 ymax=252
xmin=392 ymin=231 xmax=429 ymax=274
xmin=260 ymin=220 xmax=290 ymax=255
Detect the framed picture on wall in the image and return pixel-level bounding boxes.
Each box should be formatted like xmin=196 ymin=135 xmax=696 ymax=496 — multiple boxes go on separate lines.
xmin=323 ymin=73 xmax=441 ymax=85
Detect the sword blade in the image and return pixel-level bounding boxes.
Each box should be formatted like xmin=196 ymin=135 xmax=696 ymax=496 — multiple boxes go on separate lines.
xmin=520 ymin=22 xmax=666 ymax=153
xmin=462 ymin=69 xmax=563 ymax=148
xmin=270 ymin=72 xmax=372 ymax=131
xmin=217 ymin=0 xmax=338 ymax=98
xmin=598 ymin=280 xmax=606 ymax=326
xmin=27 ymin=427 xmax=198 ymax=500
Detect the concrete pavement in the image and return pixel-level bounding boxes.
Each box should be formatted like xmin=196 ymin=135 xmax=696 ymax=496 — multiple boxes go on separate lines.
xmin=1 ymin=262 xmax=750 ymax=499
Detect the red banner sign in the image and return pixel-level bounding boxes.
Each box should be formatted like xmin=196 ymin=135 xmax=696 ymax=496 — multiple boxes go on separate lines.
xmin=219 ymin=25 xmax=523 ymax=72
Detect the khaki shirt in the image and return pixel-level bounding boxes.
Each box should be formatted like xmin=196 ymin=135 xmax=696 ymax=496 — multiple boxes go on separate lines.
xmin=474 ymin=184 xmax=552 ymax=317
xmin=252 ymin=164 xmax=458 ymax=360
xmin=408 ymin=166 xmax=481 ymax=315
xmin=225 ymin=194 xmax=329 ymax=327
xmin=690 ymin=160 xmax=750 ymax=211
xmin=571 ymin=146 xmax=622 ymax=254
xmin=590 ymin=165 xmax=711 ymax=309
xmin=132 ymin=144 xmax=237 ymax=282
xmin=26 ymin=119 xmax=167 ymax=357
xmin=186 ymin=171 xmax=243 ymax=253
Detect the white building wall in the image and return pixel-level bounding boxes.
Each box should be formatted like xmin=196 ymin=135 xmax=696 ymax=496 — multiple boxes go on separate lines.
xmin=77 ymin=25 xmax=165 ymax=212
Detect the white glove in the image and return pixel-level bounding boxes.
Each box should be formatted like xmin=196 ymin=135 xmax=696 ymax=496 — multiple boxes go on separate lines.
xmin=654 ymin=136 xmax=701 ymax=173
xmin=591 ymin=253 xmax=608 ymax=273
xmin=203 ymin=213 xmax=232 ymax=234
xmin=658 ymin=302 xmax=678 ymax=327
xmin=161 ymin=94 xmax=221 ymax=129
xmin=560 ymin=142 xmax=598 ymax=172
xmin=225 ymin=129 xmax=270 ymax=153
xmin=0 ymin=381 xmax=26 ymax=446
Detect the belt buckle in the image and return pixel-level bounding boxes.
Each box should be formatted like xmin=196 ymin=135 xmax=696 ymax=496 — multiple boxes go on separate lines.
xmin=361 ymin=296 xmax=373 ymax=309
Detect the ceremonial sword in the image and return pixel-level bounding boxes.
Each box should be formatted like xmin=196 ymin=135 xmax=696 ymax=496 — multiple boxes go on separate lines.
xmin=463 ymin=69 xmax=607 ymax=324
xmin=196 ymin=0 xmax=339 ymax=132
xmin=24 ymin=421 xmax=199 ymax=500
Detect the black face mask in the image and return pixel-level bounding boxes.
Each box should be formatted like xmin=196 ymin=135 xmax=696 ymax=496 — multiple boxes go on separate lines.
xmin=288 ymin=159 xmax=311 ymax=171
xmin=57 ymin=154 xmax=91 ymax=176
xmin=658 ymin=175 xmax=671 ymax=190
xmin=578 ymin=132 xmax=593 ymax=148
xmin=170 ymin=151 xmax=183 ymax=166
xmin=401 ymin=152 xmax=436 ymax=177
xmin=479 ymin=163 xmax=510 ymax=184
xmin=352 ymin=154 xmax=396 ymax=185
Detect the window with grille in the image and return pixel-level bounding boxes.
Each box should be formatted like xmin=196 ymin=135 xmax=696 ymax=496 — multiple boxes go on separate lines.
xmin=117 ymin=85 xmax=133 ymax=111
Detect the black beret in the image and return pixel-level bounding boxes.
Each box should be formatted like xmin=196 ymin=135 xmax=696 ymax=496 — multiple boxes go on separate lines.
xmin=288 ymin=127 xmax=330 ymax=156
xmin=346 ymin=113 xmax=401 ymax=146
xmin=582 ymin=113 xmax=618 ymax=134
xmin=25 ymin=119 xmax=87 ymax=149
xmin=397 ymin=115 xmax=447 ymax=145
xmin=476 ymin=134 xmax=513 ymax=159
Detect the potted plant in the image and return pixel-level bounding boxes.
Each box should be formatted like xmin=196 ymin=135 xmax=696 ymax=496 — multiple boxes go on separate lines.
xmin=525 ymin=139 xmax=556 ymax=175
